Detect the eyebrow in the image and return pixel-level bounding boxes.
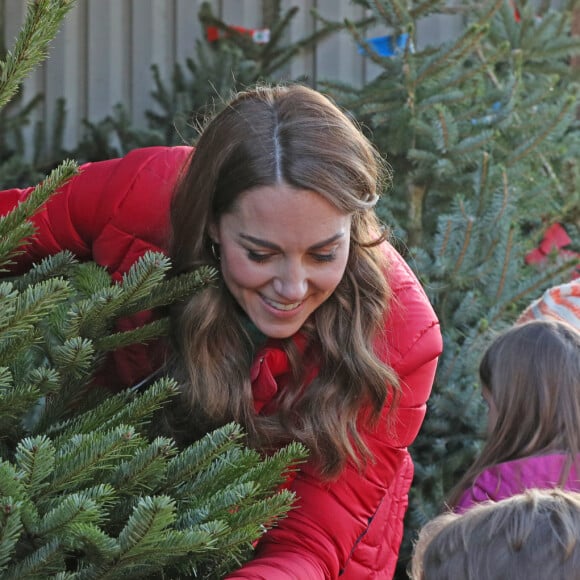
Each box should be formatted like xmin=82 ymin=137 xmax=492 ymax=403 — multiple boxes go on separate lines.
xmin=239 ymin=232 xmax=345 ymax=251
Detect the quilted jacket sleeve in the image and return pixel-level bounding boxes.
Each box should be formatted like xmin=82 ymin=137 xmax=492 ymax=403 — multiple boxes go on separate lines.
xmin=0 ymin=157 xmax=120 ymax=272
xmin=227 ymin=244 xmax=443 ymax=579
xmin=1 ymin=146 xmax=192 ymax=276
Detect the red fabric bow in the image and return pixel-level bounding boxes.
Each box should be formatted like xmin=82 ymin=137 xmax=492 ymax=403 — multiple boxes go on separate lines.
xmin=250 ymin=345 xmax=290 ymax=413
xmin=250 ymin=333 xmax=312 ymax=414
xmin=525 ymin=223 xmax=579 ymax=279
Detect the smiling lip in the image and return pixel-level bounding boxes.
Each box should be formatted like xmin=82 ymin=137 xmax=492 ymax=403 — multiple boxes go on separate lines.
xmin=261 ymin=295 xmax=304 ymax=314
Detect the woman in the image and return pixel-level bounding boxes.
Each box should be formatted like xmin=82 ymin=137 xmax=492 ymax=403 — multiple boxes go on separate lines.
xmin=1 ymin=84 xmax=442 ymax=578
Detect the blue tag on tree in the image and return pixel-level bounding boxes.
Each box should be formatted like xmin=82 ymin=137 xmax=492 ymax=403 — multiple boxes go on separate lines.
xmin=358 ymin=33 xmax=410 ymax=57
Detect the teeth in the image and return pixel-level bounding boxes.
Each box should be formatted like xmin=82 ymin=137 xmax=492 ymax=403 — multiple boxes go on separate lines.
xmin=264 ymin=297 xmax=302 ymax=311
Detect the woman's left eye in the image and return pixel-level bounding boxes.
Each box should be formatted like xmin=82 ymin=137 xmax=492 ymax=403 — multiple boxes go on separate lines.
xmin=246 ymin=249 xmax=337 ymax=263
xmin=312 ymin=252 xmax=336 ymax=263
xmin=247 ymin=250 xmax=271 ymax=262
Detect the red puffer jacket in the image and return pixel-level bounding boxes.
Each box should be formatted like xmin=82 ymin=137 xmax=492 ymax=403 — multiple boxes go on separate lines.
xmin=1 ymin=146 xmax=443 ymax=579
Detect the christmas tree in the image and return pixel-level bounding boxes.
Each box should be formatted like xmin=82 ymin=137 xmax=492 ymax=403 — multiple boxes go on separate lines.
xmin=0 ymin=2 xmax=306 ymax=578
xmin=323 ymin=0 xmax=580 ymax=575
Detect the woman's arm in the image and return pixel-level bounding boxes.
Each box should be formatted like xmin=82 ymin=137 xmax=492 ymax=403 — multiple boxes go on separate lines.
xmin=1 ymin=146 xmax=192 ymax=276
xmin=227 ymin=346 xmax=440 ymax=579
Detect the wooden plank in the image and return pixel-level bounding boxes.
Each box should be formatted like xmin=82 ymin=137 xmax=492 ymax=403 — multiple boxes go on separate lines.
xmin=4 ymin=1 xmax=47 ymax=159
xmin=130 ymin=0 xmax=176 ymax=125
xmin=175 ymin=0 xmax=205 ymax=63
xmin=42 ymin=0 xmax=87 ymax=151
xmin=314 ymin=0 xmax=367 ymax=89
xmin=86 ymin=0 xmax=131 ymax=124
xmin=220 ymin=0 xmax=261 ymax=27
xmin=416 ymin=11 xmax=465 ymax=50
xmin=281 ymin=0 xmax=316 ymax=85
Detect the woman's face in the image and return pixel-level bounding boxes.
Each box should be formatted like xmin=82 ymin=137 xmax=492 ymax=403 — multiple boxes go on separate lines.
xmin=211 ymin=184 xmax=351 ymax=339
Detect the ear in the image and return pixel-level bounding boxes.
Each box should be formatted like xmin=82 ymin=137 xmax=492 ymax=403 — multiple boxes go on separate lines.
xmin=207 ymin=222 xmax=220 ymax=244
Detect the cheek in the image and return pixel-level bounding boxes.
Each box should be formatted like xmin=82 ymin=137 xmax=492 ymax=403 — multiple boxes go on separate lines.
xmin=316 ymin=269 xmax=346 ymax=294
xmin=221 ymin=250 xmax=268 ymax=289
xmin=315 ymin=257 xmax=349 ymax=293
xmin=485 ymin=401 xmax=498 ymax=434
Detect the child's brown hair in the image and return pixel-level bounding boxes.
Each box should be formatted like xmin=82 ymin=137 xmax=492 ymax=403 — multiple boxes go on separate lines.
xmin=411 ymin=488 xmax=580 ymax=580
xmin=447 ymin=319 xmax=580 ymax=507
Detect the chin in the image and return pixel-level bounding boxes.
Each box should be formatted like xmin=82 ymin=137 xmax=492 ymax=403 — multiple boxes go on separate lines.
xmin=256 ymin=322 xmax=302 ymax=340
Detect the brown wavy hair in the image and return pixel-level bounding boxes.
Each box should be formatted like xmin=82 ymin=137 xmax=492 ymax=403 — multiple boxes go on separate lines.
xmin=447 ymin=319 xmax=580 ymax=507
xmin=168 ymin=83 xmax=399 ymax=478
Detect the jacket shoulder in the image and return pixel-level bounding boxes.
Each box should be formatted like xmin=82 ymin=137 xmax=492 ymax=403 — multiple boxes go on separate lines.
xmin=92 ymin=146 xmax=192 ymax=272
xmin=377 ymin=242 xmax=442 ymax=379
xmin=12 ymin=146 xmax=193 ymax=274
xmin=457 ymin=454 xmax=579 ymax=512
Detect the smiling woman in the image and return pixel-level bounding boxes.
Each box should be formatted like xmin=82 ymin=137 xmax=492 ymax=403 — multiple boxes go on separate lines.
xmin=0 ymin=84 xmax=442 ymax=579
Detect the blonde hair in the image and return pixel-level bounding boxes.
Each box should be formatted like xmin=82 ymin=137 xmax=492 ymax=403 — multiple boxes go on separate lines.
xmin=447 ymin=319 xmax=580 ymax=507
xmin=411 ymin=489 xmax=580 ymax=580
xmin=168 ymin=84 xmax=399 ymax=477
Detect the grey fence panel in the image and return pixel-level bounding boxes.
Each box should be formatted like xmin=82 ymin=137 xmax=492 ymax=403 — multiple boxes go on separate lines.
xmin=2 ymin=0 xmax=467 ymax=156
xmin=86 ymin=1 xmax=130 ymax=127
xmin=314 ymin=0 xmax=366 ymax=88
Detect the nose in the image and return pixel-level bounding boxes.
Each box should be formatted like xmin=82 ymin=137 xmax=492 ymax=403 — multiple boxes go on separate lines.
xmin=272 ymin=261 xmax=308 ymax=302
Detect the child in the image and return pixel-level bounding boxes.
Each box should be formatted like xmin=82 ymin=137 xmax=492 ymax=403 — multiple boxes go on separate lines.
xmin=446 ymin=318 xmax=580 ymax=512
xmin=410 ymin=488 xmax=580 ymax=580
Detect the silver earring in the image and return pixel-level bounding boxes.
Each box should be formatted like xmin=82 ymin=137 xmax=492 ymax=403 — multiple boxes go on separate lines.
xmin=211 ymin=241 xmax=220 ymax=262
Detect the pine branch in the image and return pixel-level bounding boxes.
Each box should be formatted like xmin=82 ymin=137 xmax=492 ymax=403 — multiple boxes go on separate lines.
xmin=164 ymin=423 xmax=244 ymax=490
xmin=415 ymin=23 xmax=490 ymax=86
xmin=506 ymin=93 xmax=578 ymax=167
xmin=49 ymin=378 xmax=178 ymax=445
xmin=0 ymin=279 xmax=72 ymax=366
xmin=1 ymin=538 xmax=62 ymax=580
xmin=0 ymin=0 xmax=77 ymax=110
xmin=50 ymin=426 xmax=143 ymax=496
xmin=64 ymin=521 xmax=119 ymax=566
xmin=94 ymin=319 xmax=169 ymax=352
xmin=14 ymin=435 xmax=54 ymax=495
xmin=0 ymin=498 xmax=23 ymax=573
xmin=109 ymin=437 xmax=176 ymax=495
xmin=51 ymin=337 xmax=95 ymax=381
xmin=12 ymin=251 xmax=79 ymax=290
xmin=34 ymin=494 xmax=103 ymax=539
xmin=120 ymin=264 xmax=218 ymax=317
xmin=236 ymin=441 xmax=308 ymax=498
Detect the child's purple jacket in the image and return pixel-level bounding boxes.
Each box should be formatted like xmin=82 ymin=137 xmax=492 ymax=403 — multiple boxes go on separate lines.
xmin=456 ymin=453 xmax=580 ymax=513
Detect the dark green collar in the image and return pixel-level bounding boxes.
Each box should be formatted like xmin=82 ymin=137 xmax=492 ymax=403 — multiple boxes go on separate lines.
xmin=241 ymin=315 xmax=268 ymax=350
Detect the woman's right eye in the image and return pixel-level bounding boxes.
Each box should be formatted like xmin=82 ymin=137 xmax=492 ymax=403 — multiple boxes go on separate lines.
xmin=247 ymin=250 xmax=271 ymax=263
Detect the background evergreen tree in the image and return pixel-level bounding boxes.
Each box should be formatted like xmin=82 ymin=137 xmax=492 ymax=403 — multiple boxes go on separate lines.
xmin=0 ymin=0 xmax=70 ymax=187
xmin=0 ymin=2 xmax=306 ymax=578
xmin=73 ymin=0 xmax=350 ymax=162
xmin=323 ymin=0 xmax=580 ymax=576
